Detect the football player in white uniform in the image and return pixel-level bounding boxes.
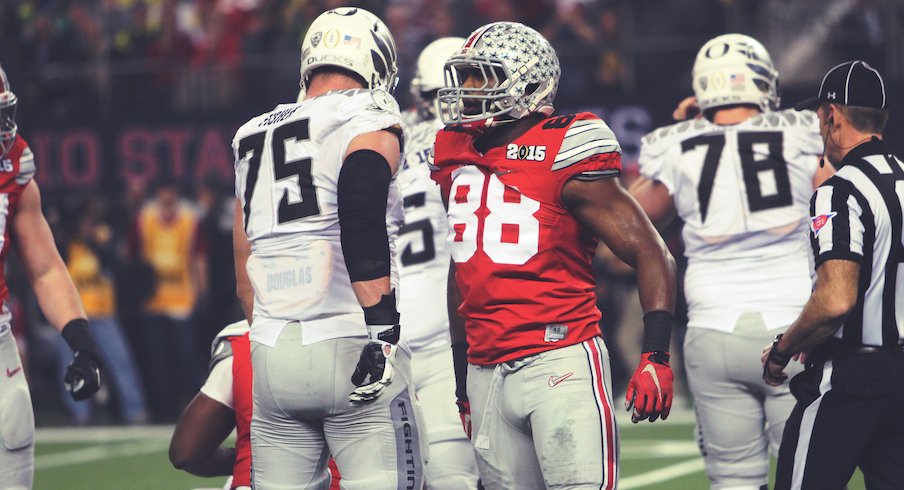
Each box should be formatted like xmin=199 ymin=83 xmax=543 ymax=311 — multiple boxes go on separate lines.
xmin=398 ymin=37 xmax=479 ymax=490
xmin=232 ymin=7 xmax=425 ymax=489
xmin=630 ymin=34 xmax=834 ymax=490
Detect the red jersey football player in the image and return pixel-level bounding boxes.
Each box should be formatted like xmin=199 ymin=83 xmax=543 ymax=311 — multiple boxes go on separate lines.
xmin=431 ymin=23 xmax=678 ymax=489
xmin=0 ymin=63 xmax=103 ymax=489
xmin=169 ymin=320 xmax=341 ymax=490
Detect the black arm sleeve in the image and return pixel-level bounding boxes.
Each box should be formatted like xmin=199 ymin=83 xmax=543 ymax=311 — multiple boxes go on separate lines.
xmin=337 ymin=149 xmax=393 ymax=283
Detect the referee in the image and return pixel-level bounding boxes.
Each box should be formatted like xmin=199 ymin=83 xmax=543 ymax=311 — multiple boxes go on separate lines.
xmin=762 ymin=60 xmax=904 ymax=489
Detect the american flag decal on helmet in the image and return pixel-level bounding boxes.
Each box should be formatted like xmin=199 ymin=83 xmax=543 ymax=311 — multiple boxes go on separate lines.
xmin=810 ymin=212 xmax=837 ymax=236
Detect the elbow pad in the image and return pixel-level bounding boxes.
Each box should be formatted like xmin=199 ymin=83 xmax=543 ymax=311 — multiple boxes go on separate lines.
xmin=338 ymin=149 xmax=393 ymax=282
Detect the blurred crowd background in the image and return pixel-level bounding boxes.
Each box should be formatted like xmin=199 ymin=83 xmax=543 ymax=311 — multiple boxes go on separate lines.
xmin=0 ymin=0 xmax=901 ymax=425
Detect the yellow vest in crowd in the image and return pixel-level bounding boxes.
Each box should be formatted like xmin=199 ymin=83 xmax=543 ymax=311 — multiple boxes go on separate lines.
xmin=138 ymin=203 xmax=198 ymax=318
xmin=67 ymin=240 xmax=116 ymax=318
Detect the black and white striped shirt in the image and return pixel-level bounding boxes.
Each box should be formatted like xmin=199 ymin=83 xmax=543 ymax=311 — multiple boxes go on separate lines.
xmin=809 ymin=138 xmax=904 ymax=347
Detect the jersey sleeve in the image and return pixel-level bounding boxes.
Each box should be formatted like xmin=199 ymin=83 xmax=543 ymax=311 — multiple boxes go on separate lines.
xmin=337 ymin=90 xmax=404 ymax=161
xmin=200 ymin=355 xmax=235 ymax=410
xmin=233 ymin=124 xmax=254 ymax=200
xmin=550 ymin=115 xmax=622 ymax=199
xmin=809 ymin=178 xmax=865 ymax=267
xmin=793 ymin=110 xmax=824 ymax=156
xmin=15 ymin=138 xmax=35 ymax=186
xmin=788 ymin=109 xmax=824 ymax=177
xmin=638 ymin=127 xmax=679 ymax=193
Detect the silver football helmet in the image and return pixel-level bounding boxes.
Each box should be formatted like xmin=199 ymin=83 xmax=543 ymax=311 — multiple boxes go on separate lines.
xmin=0 ymin=64 xmax=17 ymax=157
xmin=299 ymin=7 xmax=398 ymax=93
xmin=411 ymin=37 xmax=465 ymax=120
xmin=692 ymin=34 xmax=779 ymax=112
xmin=437 ymin=22 xmax=560 ymax=129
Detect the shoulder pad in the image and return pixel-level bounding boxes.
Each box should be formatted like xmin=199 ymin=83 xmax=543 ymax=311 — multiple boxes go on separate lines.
xmin=16 ymin=139 xmax=35 ymax=185
xmin=641 ymin=118 xmax=713 ymax=149
xmin=745 ymin=109 xmax=818 ymax=130
xmin=552 ymin=114 xmax=620 ymax=171
xmin=368 ymin=87 xmax=398 ymax=113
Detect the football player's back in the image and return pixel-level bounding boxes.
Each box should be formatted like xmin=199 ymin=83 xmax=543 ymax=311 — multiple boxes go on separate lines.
xmin=639 ymin=108 xmax=824 ymax=331
xmin=235 ymin=88 xmax=403 ymax=346
xmin=631 ymin=34 xmax=833 ymax=490
xmin=232 ymin=7 xmax=424 ymax=489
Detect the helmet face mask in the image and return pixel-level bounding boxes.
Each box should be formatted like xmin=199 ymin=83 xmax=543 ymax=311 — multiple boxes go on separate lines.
xmin=437 ymin=22 xmax=560 ymax=130
xmin=692 ymin=34 xmax=779 ymax=113
xmin=0 ymin=65 xmax=16 ymax=157
xmin=299 ymin=7 xmax=398 ymax=94
xmin=442 ymin=56 xmax=512 ymax=122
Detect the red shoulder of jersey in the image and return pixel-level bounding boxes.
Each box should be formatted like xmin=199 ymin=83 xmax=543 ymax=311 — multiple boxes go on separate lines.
xmin=431 ymin=114 xmax=622 ymax=205
xmin=507 ymin=112 xmax=622 ymax=205
xmin=0 ymin=136 xmax=36 ymax=193
xmin=538 ymin=112 xmax=621 ymax=178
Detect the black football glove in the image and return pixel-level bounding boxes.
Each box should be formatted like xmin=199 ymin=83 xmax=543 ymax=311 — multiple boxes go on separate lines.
xmin=349 ymin=340 xmax=398 ymax=405
xmin=349 ymin=292 xmax=401 ymax=406
xmin=65 ymin=350 xmax=102 ymax=401
xmin=61 ymin=319 xmax=102 ymax=401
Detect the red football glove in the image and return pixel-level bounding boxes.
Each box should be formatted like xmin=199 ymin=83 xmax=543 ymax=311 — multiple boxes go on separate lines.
xmin=456 ymin=398 xmax=472 ymax=439
xmin=625 ymin=351 xmax=673 ymax=423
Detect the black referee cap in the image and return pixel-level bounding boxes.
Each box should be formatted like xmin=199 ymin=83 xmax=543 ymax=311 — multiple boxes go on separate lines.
xmin=795 ymin=60 xmax=886 ymax=111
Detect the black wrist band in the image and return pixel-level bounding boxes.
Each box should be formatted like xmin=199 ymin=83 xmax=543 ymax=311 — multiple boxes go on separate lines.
xmin=642 ymin=310 xmax=674 ymax=353
xmin=362 ymin=291 xmax=401 ymax=326
xmin=451 ymin=342 xmax=469 ymax=401
xmin=646 ymin=350 xmax=670 ymax=364
xmin=62 ymin=318 xmax=99 ymax=355
xmin=768 ymin=334 xmax=792 ymax=366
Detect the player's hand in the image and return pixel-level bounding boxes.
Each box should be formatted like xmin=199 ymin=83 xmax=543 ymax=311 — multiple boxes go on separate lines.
xmin=626 ymin=351 xmax=673 ymax=423
xmin=673 ymin=96 xmax=701 ymax=121
xmin=349 ymin=341 xmax=398 ymax=405
xmin=762 ymin=337 xmax=791 ymax=386
xmin=64 ymin=350 xmax=101 ymax=401
xmin=456 ymin=398 xmax=472 ymax=439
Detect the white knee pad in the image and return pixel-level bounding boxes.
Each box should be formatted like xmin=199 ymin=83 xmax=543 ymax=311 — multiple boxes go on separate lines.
xmin=0 ymin=386 xmax=35 ymax=451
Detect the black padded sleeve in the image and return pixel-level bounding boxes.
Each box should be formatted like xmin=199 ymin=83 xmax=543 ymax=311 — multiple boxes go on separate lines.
xmin=338 ymin=149 xmax=393 ymax=282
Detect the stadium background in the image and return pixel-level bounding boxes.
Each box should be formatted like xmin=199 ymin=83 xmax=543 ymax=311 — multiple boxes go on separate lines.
xmin=0 ymin=0 xmax=901 ymax=488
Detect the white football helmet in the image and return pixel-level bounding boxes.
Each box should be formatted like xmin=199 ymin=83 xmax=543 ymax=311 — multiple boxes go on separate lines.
xmin=0 ymin=64 xmax=17 ymax=157
xmin=411 ymin=37 xmax=465 ymax=120
xmin=437 ymin=22 xmax=560 ymax=130
xmin=692 ymin=34 xmax=779 ymax=112
xmin=299 ymin=7 xmax=398 ymax=93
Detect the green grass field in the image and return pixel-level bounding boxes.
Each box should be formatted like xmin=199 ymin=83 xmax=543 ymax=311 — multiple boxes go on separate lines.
xmin=33 ymin=409 xmax=865 ymax=489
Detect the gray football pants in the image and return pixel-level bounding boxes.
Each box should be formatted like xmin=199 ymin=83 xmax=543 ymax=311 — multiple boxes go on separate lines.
xmin=684 ymin=314 xmax=803 ymax=490
xmin=0 ymin=324 xmax=33 ymax=490
xmin=251 ymin=322 xmax=427 ymax=490
xmin=468 ymin=337 xmax=619 ymax=490
xmin=410 ymin=345 xmax=478 ymax=490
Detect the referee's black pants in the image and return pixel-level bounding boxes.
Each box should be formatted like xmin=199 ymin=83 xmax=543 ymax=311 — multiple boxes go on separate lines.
xmin=776 ymin=351 xmax=904 ymax=489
